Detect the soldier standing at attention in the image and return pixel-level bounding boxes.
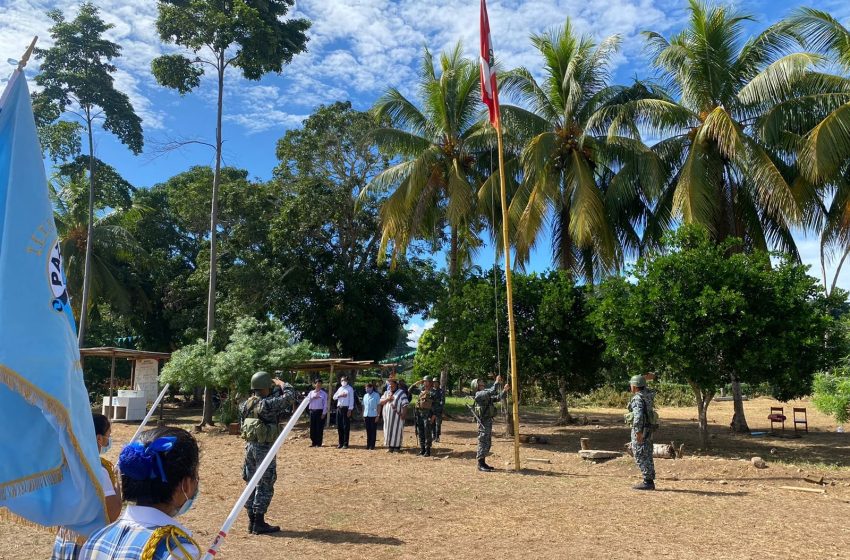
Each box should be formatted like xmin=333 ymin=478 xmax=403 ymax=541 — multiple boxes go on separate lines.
xmin=413 ymin=376 xmax=442 ymax=457
xmin=472 ymin=375 xmax=509 ymax=472
xmin=240 ymin=371 xmax=297 ymax=534
xmin=431 ymin=378 xmax=445 ymax=443
xmin=626 ymin=374 xmax=657 ymax=491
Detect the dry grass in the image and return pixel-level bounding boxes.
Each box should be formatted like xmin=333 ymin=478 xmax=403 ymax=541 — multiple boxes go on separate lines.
xmin=2 ymin=398 xmax=849 ymax=559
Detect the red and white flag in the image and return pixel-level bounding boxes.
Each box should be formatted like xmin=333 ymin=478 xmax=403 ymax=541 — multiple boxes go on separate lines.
xmin=480 ymin=0 xmax=500 ymax=126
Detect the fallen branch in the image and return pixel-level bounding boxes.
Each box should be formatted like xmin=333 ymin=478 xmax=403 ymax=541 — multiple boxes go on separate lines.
xmin=779 ymin=486 xmax=826 ymax=494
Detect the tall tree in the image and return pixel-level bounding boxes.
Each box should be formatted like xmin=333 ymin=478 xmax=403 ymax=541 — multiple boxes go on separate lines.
xmin=787 ymin=9 xmax=850 ymax=293
xmin=33 ymin=2 xmax=144 ymax=346
xmin=151 ymin=0 xmax=310 ymax=426
xmin=269 ymin=102 xmax=439 ymax=359
xmin=633 ymin=1 xmax=829 ymax=431
xmin=367 ymin=44 xmax=486 ymax=280
xmin=500 ymin=20 xmax=657 ymax=280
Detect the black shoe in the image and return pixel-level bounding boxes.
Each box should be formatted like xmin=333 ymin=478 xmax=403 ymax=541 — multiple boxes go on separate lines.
xmin=477 ymin=459 xmax=493 ymax=472
xmin=632 ymin=480 xmax=655 ymax=491
xmin=337 ymin=444 xmax=343 ymax=449
xmin=418 ymin=448 xmax=425 ymax=456
xmin=252 ymin=514 xmax=280 ymax=535
xmin=435 ymin=437 xmax=440 ymax=443
xmin=424 ymin=448 xmax=431 ymax=457
xmin=342 ymin=445 xmax=349 ymax=449
xmin=247 ymin=511 xmax=255 ymax=534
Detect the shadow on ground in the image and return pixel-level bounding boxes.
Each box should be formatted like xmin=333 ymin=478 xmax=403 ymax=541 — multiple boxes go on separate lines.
xmin=272 ymin=528 xmax=404 ymax=546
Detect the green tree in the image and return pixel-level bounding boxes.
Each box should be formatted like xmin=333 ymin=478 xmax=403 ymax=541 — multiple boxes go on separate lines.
xmin=51 ymin=160 xmax=143 ymax=323
xmin=269 ymin=103 xmax=440 ymax=359
xmin=152 ymin=0 xmax=310 ymax=426
xmin=501 ymin=20 xmax=656 ymax=279
xmin=33 ymin=2 xmax=144 ymax=346
xmin=813 ymin=368 xmax=850 ymax=424
xmin=367 ymin=44 xmax=486 ymax=279
xmin=633 ymin=1 xmax=835 ymax=430
xmin=592 ymin=225 xmax=842 ymax=445
xmin=786 ymin=9 xmax=850 ymax=293
xmin=160 ymin=339 xmax=212 ymax=392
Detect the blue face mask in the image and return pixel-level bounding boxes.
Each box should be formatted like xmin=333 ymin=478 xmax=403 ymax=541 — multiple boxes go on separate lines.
xmin=100 ymin=436 xmax=112 ymax=455
xmin=177 ymin=484 xmax=199 ymax=517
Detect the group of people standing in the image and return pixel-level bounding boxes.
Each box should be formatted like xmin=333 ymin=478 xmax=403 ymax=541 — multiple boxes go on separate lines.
xmin=305 ymin=375 xmax=446 ymax=456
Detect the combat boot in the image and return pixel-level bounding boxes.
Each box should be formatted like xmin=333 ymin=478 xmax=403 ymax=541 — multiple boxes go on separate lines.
xmin=632 ymin=480 xmax=655 ymax=491
xmin=424 ymin=446 xmax=431 ymax=457
xmin=247 ymin=511 xmax=255 ymax=534
xmin=477 ymin=458 xmax=493 ymax=472
xmin=418 ymin=446 xmax=426 ymax=456
xmin=252 ymin=514 xmax=280 ymax=534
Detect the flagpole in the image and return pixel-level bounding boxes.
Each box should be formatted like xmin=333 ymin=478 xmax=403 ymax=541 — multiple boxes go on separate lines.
xmin=494 ymin=116 xmax=521 ymax=472
xmin=17 ymin=37 xmax=38 ymax=72
xmin=1 ymin=38 xmax=37 ymax=106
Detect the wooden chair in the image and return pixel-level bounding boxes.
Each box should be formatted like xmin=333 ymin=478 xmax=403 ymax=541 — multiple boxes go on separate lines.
xmin=793 ymin=408 xmax=808 ymax=433
xmin=768 ymin=407 xmax=786 ymax=431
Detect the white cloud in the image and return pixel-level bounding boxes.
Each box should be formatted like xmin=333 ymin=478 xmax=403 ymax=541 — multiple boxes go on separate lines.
xmin=406 ymin=318 xmax=436 ymax=348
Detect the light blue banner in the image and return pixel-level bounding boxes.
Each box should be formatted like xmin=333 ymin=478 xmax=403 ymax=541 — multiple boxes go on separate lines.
xmin=0 ymin=69 xmax=107 ymax=537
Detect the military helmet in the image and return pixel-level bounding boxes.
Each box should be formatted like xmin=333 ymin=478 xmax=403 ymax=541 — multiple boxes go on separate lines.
xmin=629 ymin=374 xmax=647 ymax=388
xmin=251 ymin=371 xmax=273 ymax=390
xmin=470 ymin=378 xmax=481 ymax=390
xmin=422 ymin=375 xmax=432 ymax=382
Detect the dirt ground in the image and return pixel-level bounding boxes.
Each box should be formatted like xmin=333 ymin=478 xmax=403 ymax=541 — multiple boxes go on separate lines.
xmin=4 ymin=397 xmax=850 ymax=559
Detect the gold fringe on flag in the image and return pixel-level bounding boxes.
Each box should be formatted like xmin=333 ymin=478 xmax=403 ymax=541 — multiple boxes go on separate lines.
xmin=0 ymin=364 xmax=108 ymax=522
xmin=0 ymin=464 xmax=63 ymax=501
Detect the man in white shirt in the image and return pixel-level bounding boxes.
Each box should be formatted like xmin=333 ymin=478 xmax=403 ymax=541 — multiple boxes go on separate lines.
xmin=332 ymin=376 xmax=355 ymax=449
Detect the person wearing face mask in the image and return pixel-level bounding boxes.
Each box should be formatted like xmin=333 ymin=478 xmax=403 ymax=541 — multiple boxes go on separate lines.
xmin=79 ymin=427 xmax=201 ymax=560
xmin=52 ymin=414 xmax=123 ymax=559
xmin=332 ymin=375 xmax=355 ymax=449
xmin=361 ymin=382 xmax=380 ymax=450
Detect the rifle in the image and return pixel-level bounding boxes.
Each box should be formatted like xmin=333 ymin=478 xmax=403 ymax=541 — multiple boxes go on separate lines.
xmin=466 ymin=401 xmax=483 ymax=429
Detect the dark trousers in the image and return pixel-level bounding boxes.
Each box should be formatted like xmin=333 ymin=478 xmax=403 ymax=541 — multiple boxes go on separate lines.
xmin=309 ymin=409 xmax=325 ymax=446
xmin=364 ymin=416 xmax=378 ymax=449
xmin=337 ymin=406 xmax=351 ymax=446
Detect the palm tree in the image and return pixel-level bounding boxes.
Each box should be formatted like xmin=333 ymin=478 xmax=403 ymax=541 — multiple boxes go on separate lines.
xmin=635 ymin=0 xmax=827 ymax=431
xmin=498 ymin=20 xmax=658 ymax=281
xmin=366 ymin=44 xmax=486 ymax=280
xmin=51 ymin=171 xmax=144 ymax=325
xmin=787 ymin=8 xmax=850 ymax=293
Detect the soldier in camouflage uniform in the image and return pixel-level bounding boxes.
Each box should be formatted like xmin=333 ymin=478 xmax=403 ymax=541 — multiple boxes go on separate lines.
xmin=431 ymin=378 xmax=445 ymax=442
xmin=239 ymin=371 xmax=297 ymax=534
xmin=413 ymin=376 xmax=442 ymax=457
xmin=472 ymin=375 xmax=510 ymax=472
xmin=626 ymin=374 xmax=656 ymax=490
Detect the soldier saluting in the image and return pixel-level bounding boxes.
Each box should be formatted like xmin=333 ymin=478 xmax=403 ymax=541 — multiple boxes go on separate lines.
xmin=412 ymin=376 xmax=442 ymax=457
xmin=239 ymin=371 xmax=297 ymax=534
xmin=471 ymin=375 xmax=510 ymax=472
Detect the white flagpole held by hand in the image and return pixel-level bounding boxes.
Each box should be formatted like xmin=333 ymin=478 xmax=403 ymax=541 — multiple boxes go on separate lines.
xmin=201 ymin=395 xmax=311 ymax=560
xmin=129 ymin=383 xmax=170 ymax=443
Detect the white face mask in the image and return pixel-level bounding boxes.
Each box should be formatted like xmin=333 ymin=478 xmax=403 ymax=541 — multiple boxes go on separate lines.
xmin=341 ymin=381 xmax=348 ymax=387
xmin=177 ymin=484 xmax=199 ymax=517
xmin=366 ymin=388 xmax=373 ymax=394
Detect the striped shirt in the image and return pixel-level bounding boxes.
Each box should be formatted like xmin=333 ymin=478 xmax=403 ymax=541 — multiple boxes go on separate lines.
xmin=79 ymin=506 xmax=199 ymax=560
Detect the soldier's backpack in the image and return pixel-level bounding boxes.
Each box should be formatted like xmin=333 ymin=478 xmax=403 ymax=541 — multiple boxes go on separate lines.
xmin=240 ymin=395 xmax=280 ymax=444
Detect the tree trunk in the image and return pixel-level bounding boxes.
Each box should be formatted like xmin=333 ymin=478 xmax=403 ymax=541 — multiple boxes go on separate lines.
xmin=201 ymin=56 xmax=226 ymax=427
xmin=830 ymin=244 xmax=850 ymax=295
xmin=729 ymin=372 xmax=750 ymax=433
xmin=558 ymin=202 xmax=573 ymax=272
xmin=77 ymin=115 xmax=96 ymax=348
xmin=504 ymin=405 xmax=514 ymax=437
xmin=557 ymin=377 xmax=572 ymax=425
xmin=449 ymin=224 xmax=458 ymax=281
xmin=688 ymin=380 xmax=715 ymax=448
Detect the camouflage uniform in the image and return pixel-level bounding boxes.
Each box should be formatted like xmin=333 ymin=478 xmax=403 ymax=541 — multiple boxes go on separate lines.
xmin=628 ymin=389 xmax=656 ymax=484
xmin=474 ymin=382 xmax=507 ymax=461
xmin=431 ymin=385 xmax=445 ymax=442
xmin=240 ymin=384 xmax=297 ymax=516
xmin=415 ymin=386 xmax=443 ymax=455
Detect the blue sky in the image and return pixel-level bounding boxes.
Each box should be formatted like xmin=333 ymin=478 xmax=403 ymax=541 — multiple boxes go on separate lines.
xmin=2 ymin=0 xmax=849 ymax=345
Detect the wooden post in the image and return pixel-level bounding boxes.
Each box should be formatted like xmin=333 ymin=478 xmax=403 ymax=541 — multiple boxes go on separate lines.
xmin=495 ymin=117 xmax=521 ymax=471
xmin=108 ymin=354 xmax=116 ymax=420
xmin=580 ymin=438 xmax=590 ymax=450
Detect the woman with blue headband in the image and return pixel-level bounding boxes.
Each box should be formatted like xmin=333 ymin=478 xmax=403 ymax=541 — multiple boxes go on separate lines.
xmin=79 ymin=427 xmax=201 ymax=560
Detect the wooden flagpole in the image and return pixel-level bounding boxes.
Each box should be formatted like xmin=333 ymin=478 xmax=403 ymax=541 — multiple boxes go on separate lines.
xmin=494 ymin=115 xmax=521 ymax=471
